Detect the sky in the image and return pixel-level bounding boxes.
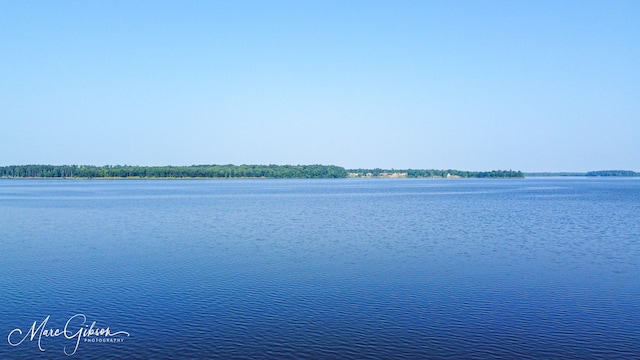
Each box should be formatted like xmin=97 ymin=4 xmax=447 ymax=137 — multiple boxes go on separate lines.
xmin=1 ymin=1 xmax=638 ymax=172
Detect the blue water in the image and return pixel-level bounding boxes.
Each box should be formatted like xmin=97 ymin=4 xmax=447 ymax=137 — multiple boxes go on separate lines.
xmin=0 ymin=178 xmax=638 ymax=359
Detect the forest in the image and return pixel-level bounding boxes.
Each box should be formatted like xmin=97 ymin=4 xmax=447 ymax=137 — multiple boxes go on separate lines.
xmin=348 ymin=168 xmax=525 ymax=178
xmin=585 ymin=170 xmax=639 ymax=177
xmin=0 ymin=165 xmax=526 ymax=179
xmin=0 ymin=164 xmax=348 ymax=179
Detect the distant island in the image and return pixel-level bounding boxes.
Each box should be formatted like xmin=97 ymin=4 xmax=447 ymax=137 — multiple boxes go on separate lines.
xmin=525 ymin=170 xmax=639 ymax=177
xmin=585 ymin=170 xmax=639 ymax=177
xmin=0 ymin=164 xmax=525 ymax=179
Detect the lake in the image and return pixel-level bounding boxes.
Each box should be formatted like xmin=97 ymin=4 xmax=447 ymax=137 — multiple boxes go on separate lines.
xmin=0 ymin=178 xmax=638 ymax=359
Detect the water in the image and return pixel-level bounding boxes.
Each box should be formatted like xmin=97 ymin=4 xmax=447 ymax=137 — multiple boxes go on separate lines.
xmin=0 ymin=178 xmax=638 ymax=359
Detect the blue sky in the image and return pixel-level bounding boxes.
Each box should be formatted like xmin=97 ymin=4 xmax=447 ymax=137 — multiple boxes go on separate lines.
xmin=1 ymin=0 xmax=638 ymax=172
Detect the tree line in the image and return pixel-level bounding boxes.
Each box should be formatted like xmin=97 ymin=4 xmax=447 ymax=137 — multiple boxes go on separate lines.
xmin=347 ymin=168 xmax=524 ymax=178
xmin=0 ymin=164 xmax=348 ymax=179
xmin=586 ymin=170 xmax=638 ymax=177
xmin=0 ymin=165 xmax=525 ymax=179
